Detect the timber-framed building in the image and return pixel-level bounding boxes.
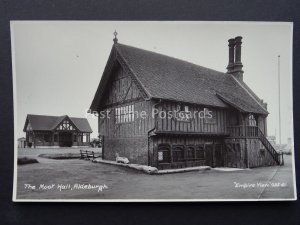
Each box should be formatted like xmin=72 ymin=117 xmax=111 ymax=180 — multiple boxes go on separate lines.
xmin=23 ymin=114 xmax=92 ymax=148
xmin=90 ymin=35 xmax=283 ymax=170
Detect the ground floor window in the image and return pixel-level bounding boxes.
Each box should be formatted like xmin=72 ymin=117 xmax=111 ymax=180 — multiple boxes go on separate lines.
xmin=158 ymin=144 xmax=171 ymax=163
xmin=172 ymin=145 xmax=185 ymax=162
xmin=54 ymin=134 xmax=58 ymax=142
xmin=186 ymin=145 xmax=195 ymax=160
xmin=195 ymin=144 xmax=205 ymax=159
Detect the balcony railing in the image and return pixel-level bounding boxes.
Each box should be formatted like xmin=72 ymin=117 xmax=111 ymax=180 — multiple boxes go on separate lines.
xmin=227 ymin=125 xmax=259 ymax=137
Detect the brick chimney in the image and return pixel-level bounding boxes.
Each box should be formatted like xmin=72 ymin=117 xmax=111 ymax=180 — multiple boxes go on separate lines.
xmin=226 ymin=38 xmax=235 ymax=73
xmin=226 ymin=36 xmax=244 ymax=81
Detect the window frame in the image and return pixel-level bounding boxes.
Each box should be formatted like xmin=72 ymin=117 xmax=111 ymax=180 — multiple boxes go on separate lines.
xmin=115 ymin=104 xmax=135 ymax=124
xmin=204 ymin=108 xmax=217 ymax=124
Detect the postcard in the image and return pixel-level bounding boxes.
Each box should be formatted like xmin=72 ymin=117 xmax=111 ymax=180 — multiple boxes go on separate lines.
xmin=11 ymin=21 xmax=296 ymax=201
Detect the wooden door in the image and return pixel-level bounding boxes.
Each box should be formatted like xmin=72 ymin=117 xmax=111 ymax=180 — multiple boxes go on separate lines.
xmin=213 ymin=144 xmax=223 ymax=167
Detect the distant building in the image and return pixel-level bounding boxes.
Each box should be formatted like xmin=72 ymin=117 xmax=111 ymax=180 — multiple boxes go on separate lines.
xmin=267 ymin=136 xmax=276 ymax=146
xmin=17 ymin=137 xmax=26 ymax=148
xmin=23 ymin=114 xmax=92 ymax=148
xmin=267 ymin=136 xmax=292 ymax=154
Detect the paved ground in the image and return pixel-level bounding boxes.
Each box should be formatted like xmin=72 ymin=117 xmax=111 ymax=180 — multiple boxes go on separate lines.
xmin=16 ymin=148 xmax=296 ymax=200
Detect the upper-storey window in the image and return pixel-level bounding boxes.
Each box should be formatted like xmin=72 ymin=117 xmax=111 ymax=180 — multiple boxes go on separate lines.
xmin=204 ymin=108 xmax=216 ymax=124
xmin=176 ymin=105 xmax=191 ymax=121
xmin=56 ymin=120 xmax=75 ymax=131
xmin=248 ymin=114 xmax=257 ymax=126
xmin=115 ymin=104 xmax=135 ymax=124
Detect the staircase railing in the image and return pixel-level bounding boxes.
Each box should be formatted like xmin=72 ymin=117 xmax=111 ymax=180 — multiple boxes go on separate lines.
xmin=258 ymin=129 xmax=282 ymax=165
xmin=227 ymin=125 xmax=283 ymax=166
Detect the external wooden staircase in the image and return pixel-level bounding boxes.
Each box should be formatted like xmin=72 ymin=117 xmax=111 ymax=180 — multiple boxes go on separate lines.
xmin=227 ymin=126 xmax=284 ymax=166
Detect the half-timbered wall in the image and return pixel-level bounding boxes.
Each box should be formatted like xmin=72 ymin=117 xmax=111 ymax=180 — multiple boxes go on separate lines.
xmin=100 ymin=100 xmax=154 ymax=138
xmin=99 ymin=62 xmax=155 ymax=164
xmin=155 ymin=101 xmax=227 ymax=134
xmin=103 ymin=62 xmax=142 ymax=106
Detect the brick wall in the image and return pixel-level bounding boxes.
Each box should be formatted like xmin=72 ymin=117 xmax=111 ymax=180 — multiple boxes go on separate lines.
xmin=103 ymin=136 xmax=149 ymax=165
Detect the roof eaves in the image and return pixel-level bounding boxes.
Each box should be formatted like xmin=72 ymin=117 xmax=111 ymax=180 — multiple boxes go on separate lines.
xmin=230 ymin=76 xmax=269 ymax=114
xmin=216 ymin=93 xmax=246 ymax=113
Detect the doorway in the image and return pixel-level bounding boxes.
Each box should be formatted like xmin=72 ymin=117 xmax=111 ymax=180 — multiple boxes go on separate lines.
xmin=59 ymin=132 xmax=73 ymax=147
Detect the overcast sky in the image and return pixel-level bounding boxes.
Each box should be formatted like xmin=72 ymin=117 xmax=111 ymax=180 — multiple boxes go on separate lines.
xmin=11 ymin=21 xmax=293 ymax=144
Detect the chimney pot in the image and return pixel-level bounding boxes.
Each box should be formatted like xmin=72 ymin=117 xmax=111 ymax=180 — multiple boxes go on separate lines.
xmin=226 ymin=38 xmax=235 ymax=73
xmin=234 ymin=36 xmax=243 ymax=67
xmin=227 ymin=36 xmax=244 ymax=80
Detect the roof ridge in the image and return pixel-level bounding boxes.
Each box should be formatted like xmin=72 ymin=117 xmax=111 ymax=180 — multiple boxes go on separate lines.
xmin=116 ymin=43 xmax=229 ymax=77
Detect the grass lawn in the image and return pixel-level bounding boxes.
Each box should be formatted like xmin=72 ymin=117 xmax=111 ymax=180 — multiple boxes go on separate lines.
xmin=16 ymin=147 xmax=296 ymax=200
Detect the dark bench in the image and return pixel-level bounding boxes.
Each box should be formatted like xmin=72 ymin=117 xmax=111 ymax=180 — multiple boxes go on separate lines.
xmin=79 ymin=150 xmax=101 ymax=160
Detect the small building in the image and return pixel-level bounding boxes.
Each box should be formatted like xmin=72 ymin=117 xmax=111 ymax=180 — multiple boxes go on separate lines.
xmin=90 ymin=35 xmax=283 ymax=169
xmin=17 ymin=137 xmax=26 ymax=148
xmin=23 ymin=114 xmax=92 ymax=148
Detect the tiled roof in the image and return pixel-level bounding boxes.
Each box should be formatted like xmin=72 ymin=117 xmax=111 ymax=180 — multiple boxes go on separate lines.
xmin=91 ymin=43 xmax=268 ymax=115
xmin=24 ymin=114 xmax=92 ymax=132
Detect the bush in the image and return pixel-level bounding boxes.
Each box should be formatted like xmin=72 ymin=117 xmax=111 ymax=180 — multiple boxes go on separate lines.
xmin=18 ymin=157 xmax=39 ymax=165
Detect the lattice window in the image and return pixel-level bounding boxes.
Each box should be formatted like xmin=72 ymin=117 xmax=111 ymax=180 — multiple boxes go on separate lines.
xmin=115 ymin=104 xmax=135 ymax=124
xmin=248 ymin=114 xmax=257 ymax=126
xmin=172 ymin=145 xmax=185 ymax=162
xmin=195 ymin=144 xmax=205 ymax=159
xmin=204 ymin=108 xmax=216 ymax=124
xmin=56 ymin=120 xmax=75 ymax=131
xmin=54 ymin=134 xmax=58 ymax=142
xmin=158 ymin=144 xmax=171 ymax=163
xmin=186 ymin=146 xmax=195 ymax=160
xmin=176 ymin=105 xmax=191 ymax=121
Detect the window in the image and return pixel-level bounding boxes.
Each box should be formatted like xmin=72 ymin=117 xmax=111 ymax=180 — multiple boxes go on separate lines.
xmin=204 ymin=109 xmax=216 ymax=124
xmin=44 ymin=134 xmax=51 ymax=142
xmin=186 ymin=146 xmax=195 ymax=160
xmin=176 ymin=105 xmax=191 ymax=121
xmin=54 ymin=134 xmax=58 ymax=142
xmin=26 ymin=123 xmax=32 ymax=131
xmin=56 ymin=119 xmax=75 ymax=131
xmin=248 ymin=114 xmax=257 ymax=126
xmin=158 ymin=144 xmax=171 ymax=163
xmin=195 ymin=144 xmax=205 ymax=159
xmin=73 ymin=134 xmax=77 ymax=142
xmin=82 ymin=134 xmax=87 ymax=143
xmin=259 ymin=149 xmax=265 ymax=157
xmin=172 ymin=145 xmax=185 ymax=162
xmin=115 ymin=104 xmax=135 ymax=124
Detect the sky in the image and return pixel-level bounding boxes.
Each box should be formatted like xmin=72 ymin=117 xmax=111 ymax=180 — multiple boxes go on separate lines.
xmin=11 ymin=21 xmax=293 ymax=144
